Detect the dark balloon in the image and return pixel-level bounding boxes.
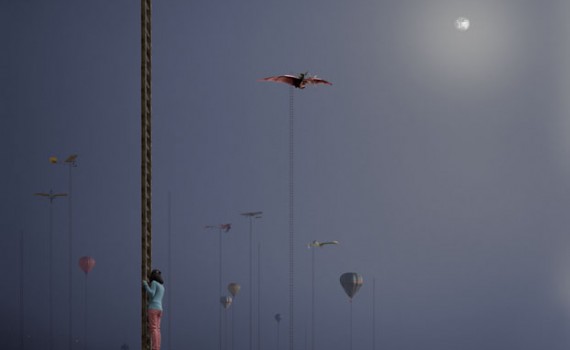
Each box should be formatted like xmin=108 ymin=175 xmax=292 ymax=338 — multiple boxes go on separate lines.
xmin=340 ymin=272 xmax=363 ymax=299
xmin=275 ymin=313 xmax=282 ymax=323
xmin=78 ymin=256 xmax=95 ymax=274
xmin=228 ymin=282 xmax=240 ymax=297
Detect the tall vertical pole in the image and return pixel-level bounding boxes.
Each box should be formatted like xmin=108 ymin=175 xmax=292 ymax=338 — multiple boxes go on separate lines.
xmin=249 ymin=217 xmax=253 ymax=350
xmin=241 ymin=211 xmax=262 ymax=350
xmin=219 ymin=227 xmax=223 ymax=350
xmin=167 ymin=192 xmax=172 ymax=350
xmin=49 ymin=198 xmax=54 ymax=350
xmin=276 ymin=320 xmax=280 ymax=350
xmin=349 ymin=301 xmax=353 ymax=350
xmin=84 ymin=273 xmax=88 ymax=350
xmin=288 ymin=86 xmax=295 ymax=350
xmin=372 ymin=278 xmax=376 ymax=350
xmin=257 ymin=243 xmax=261 ymax=350
xmin=141 ymin=0 xmax=153 ymax=349
xmin=66 ymin=157 xmax=76 ymax=350
xmin=49 ymin=154 xmax=77 ymax=350
xmin=311 ymin=248 xmax=315 ymax=350
xmin=20 ymin=230 xmax=24 ymax=350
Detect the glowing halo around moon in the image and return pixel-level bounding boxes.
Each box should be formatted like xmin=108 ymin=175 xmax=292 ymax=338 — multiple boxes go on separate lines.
xmin=455 ymin=17 xmax=470 ymax=31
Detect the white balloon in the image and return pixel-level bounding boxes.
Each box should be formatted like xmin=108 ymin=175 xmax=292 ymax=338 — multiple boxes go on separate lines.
xmin=455 ymin=17 xmax=470 ymax=31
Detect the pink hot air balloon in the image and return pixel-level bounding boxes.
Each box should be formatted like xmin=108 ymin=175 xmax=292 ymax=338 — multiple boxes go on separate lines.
xmin=79 ymin=256 xmax=96 ymax=274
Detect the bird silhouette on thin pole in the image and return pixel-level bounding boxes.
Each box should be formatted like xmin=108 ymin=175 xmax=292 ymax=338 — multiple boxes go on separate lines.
xmin=307 ymin=240 xmax=339 ymax=249
xmin=259 ymin=72 xmax=332 ymax=89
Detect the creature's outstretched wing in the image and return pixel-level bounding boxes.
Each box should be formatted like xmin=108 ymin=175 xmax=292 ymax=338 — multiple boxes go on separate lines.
xmin=304 ymin=77 xmax=332 ymax=86
xmin=259 ymin=75 xmax=301 ymax=87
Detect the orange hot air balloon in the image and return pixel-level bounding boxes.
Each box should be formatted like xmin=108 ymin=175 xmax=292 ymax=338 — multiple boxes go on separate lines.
xmin=79 ymin=256 xmax=96 ymax=274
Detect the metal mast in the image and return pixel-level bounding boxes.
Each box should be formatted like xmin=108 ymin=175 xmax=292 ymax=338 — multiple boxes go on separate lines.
xmin=141 ymin=0 xmax=153 ymax=349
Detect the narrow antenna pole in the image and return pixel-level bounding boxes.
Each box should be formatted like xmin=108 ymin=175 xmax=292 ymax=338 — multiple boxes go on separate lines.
xmin=20 ymin=230 xmax=24 ymax=350
xmin=372 ymin=278 xmax=376 ymax=350
xmin=249 ymin=216 xmax=253 ymax=350
xmin=311 ymin=248 xmax=315 ymax=350
xmin=167 ymin=192 xmax=172 ymax=350
xmin=258 ymin=243 xmax=261 ymax=350
xmin=219 ymin=227 xmax=223 ymax=350
xmin=68 ymin=163 xmax=73 ymax=350
xmin=288 ymin=86 xmax=295 ymax=350
xmin=49 ymin=198 xmax=54 ymax=350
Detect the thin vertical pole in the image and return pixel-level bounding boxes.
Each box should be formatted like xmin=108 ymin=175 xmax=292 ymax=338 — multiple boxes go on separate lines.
xmin=372 ymin=278 xmax=376 ymax=350
xmin=49 ymin=200 xmax=53 ymax=350
xmin=350 ymin=299 xmax=352 ymax=350
xmin=219 ymin=228 xmax=223 ymax=350
xmin=257 ymin=243 xmax=261 ymax=350
xmin=167 ymin=192 xmax=172 ymax=350
xmin=276 ymin=321 xmax=280 ymax=350
xmin=311 ymin=248 xmax=315 ymax=350
xmin=20 ymin=230 xmax=24 ymax=350
xmin=141 ymin=0 xmax=153 ymax=349
xmin=68 ymin=162 xmax=74 ymax=350
xmin=288 ymin=86 xmax=295 ymax=350
xmin=249 ymin=217 xmax=253 ymax=350
xmin=231 ymin=299 xmax=234 ymax=350
xmin=224 ymin=309 xmax=229 ymax=350
xmin=84 ymin=274 xmax=87 ymax=350
xmin=242 ymin=212 xmax=262 ymax=350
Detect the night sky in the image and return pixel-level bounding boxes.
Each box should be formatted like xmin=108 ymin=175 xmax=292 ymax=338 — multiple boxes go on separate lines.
xmin=5 ymin=1 xmax=570 ymax=349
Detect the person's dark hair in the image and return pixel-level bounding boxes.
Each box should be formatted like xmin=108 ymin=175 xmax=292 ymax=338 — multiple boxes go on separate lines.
xmin=149 ymin=269 xmax=164 ymax=285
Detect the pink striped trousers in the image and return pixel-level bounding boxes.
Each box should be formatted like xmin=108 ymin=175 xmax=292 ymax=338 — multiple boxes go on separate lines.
xmin=148 ymin=309 xmax=163 ymax=350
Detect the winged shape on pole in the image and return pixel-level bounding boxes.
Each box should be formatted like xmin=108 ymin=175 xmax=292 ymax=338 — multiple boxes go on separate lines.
xmin=79 ymin=256 xmax=96 ymax=274
xmin=340 ymin=272 xmax=363 ymax=300
xmin=228 ymin=282 xmax=241 ymax=297
xmin=34 ymin=190 xmax=68 ymax=203
xmin=204 ymin=223 xmax=232 ymax=232
xmin=307 ymin=240 xmax=339 ymax=248
xmin=259 ymin=72 xmax=332 ymax=89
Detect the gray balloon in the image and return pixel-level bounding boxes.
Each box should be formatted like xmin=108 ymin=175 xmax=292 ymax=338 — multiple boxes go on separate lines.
xmin=228 ymin=282 xmax=240 ymax=297
xmin=340 ymin=272 xmax=363 ymax=299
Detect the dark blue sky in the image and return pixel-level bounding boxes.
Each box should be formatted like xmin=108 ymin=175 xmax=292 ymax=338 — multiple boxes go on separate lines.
xmin=4 ymin=1 xmax=570 ymax=349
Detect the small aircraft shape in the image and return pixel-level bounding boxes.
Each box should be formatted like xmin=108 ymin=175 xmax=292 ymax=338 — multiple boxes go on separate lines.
xmin=34 ymin=190 xmax=68 ymax=203
xmin=259 ymin=72 xmax=332 ymax=89
xmin=307 ymin=240 xmax=339 ymax=248
xmin=204 ymin=223 xmax=232 ymax=232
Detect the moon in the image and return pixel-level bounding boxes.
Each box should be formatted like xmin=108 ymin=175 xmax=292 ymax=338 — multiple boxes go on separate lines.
xmin=455 ymin=17 xmax=470 ymax=31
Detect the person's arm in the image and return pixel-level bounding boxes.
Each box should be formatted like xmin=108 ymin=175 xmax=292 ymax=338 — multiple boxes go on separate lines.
xmin=143 ymin=280 xmax=156 ymax=296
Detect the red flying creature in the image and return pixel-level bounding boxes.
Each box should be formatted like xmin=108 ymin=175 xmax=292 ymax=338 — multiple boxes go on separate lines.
xmin=259 ymin=72 xmax=332 ymax=89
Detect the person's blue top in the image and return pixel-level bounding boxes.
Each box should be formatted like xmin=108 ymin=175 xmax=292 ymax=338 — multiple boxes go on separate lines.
xmin=143 ymin=280 xmax=165 ymax=310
